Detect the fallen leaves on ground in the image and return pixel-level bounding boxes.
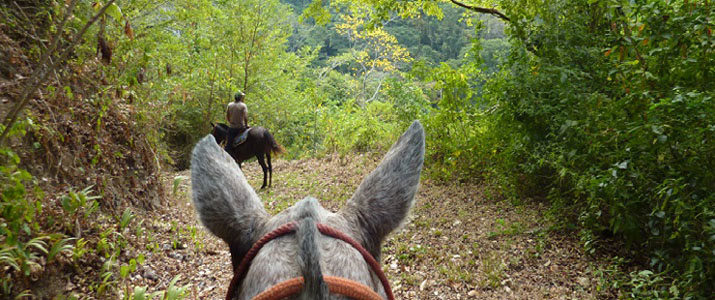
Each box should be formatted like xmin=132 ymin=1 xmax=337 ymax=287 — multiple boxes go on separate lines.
xmin=126 ymin=154 xmax=615 ymax=299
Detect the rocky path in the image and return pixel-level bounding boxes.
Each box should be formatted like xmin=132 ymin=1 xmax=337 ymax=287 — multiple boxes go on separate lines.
xmin=129 ymin=155 xmax=613 ymax=299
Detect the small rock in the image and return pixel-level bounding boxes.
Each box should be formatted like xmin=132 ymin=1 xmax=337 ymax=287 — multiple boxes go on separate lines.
xmin=420 ymin=279 xmax=436 ymax=291
xmin=65 ymin=279 xmax=76 ymax=291
xmin=420 ymin=279 xmax=429 ymax=291
xmin=144 ymin=269 xmax=158 ymax=281
xmin=467 ymin=290 xmax=478 ymax=297
xmin=577 ymin=277 xmax=590 ymax=287
xmin=504 ymin=286 xmax=512 ymax=293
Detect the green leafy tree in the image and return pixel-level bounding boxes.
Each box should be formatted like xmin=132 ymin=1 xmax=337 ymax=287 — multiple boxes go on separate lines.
xmin=303 ymin=0 xmax=714 ymax=296
xmin=113 ymin=0 xmax=305 ymax=165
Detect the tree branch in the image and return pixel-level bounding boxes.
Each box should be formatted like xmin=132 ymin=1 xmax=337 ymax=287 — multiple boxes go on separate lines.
xmin=448 ymin=0 xmax=544 ymax=55
xmin=449 ymin=0 xmax=510 ymax=22
xmin=366 ymin=75 xmax=386 ymax=103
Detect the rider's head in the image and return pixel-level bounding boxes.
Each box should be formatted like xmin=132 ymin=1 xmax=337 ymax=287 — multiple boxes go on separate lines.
xmin=234 ymin=91 xmax=245 ymax=102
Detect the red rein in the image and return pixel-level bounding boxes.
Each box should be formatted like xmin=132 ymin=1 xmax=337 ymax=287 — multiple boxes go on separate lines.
xmin=225 ymin=222 xmax=395 ymax=300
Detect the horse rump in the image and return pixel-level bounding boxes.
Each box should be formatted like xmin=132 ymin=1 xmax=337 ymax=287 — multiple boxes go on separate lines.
xmin=263 ymin=129 xmax=285 ymax=155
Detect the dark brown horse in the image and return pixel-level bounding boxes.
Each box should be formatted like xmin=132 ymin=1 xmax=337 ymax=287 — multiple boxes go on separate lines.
xmin=211 ymin=123 xmax=284 ymax=189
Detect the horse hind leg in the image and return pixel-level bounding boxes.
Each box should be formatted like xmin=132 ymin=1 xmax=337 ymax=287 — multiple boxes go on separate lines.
xmin=256 ymin=154 xmax=268 ymax=190
xmin=266 ymin=152 xmax=272 ymax=187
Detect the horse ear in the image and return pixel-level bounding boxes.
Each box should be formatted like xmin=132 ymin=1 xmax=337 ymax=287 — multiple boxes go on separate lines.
xmin=210 ymin=122 xmax=215 ymax=127
xmin=339 ymin=121 xmax=425 ymax=258
xmin=191 ymin=135 xmax=269 ymax=255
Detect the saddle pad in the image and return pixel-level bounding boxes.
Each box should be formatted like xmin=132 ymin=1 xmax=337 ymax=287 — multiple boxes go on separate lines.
xmin=233 ymin=128 xmax=252 ymax=147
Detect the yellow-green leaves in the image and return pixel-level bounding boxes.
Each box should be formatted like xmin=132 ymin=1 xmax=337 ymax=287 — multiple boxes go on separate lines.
xmin=301 ymin=0 xmax=331 ymax=25
xmin=105 ymin=3 xmax=122 ymax=21
xmin=93 ymin=2 xmax=123 ymax=22
xmin=335 ymin=13 xmax=412 ymax=75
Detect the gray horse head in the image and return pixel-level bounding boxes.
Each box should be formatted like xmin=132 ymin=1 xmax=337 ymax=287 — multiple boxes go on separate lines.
xmin=191 ymin=121 xmax=425 ymax=300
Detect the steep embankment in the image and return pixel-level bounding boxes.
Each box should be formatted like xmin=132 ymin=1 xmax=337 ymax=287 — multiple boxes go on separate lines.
xmin=1 ymin=30 xmax=162 ymax=209
xmin=1 ymin=17 xmax=164 ymax=297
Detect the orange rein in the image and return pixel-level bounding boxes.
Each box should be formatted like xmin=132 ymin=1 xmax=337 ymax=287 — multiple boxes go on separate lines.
xmin=226 ymin=221 xmax=395 ymax=300
xmin=251 ymin=276 xmax=383 ymax=300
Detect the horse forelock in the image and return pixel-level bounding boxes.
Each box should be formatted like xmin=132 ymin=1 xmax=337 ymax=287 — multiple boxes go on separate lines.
xmin=296 ymin=198 xmax=329 ymax=299
xmin=237 ymin=198 xmax=382 ymax=300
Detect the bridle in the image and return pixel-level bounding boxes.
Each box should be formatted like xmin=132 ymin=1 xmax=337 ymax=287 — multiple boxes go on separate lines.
xmin=226 ymin=222 xmax=396 ymax=300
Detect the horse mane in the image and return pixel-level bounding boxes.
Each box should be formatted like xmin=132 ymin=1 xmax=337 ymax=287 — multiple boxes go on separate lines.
xmin=214 ymin=122 xmax=229 ymax=130
xmin=210 ymin=123 xmax=229 ymax=144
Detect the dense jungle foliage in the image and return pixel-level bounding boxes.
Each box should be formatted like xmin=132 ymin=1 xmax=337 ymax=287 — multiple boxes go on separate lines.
xmin=1 ymin=0 xmax=712 ymax=298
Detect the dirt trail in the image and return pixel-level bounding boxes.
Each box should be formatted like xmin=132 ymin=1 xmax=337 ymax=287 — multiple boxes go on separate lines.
xmin=130 ymin=156 xmax=611 ymax=299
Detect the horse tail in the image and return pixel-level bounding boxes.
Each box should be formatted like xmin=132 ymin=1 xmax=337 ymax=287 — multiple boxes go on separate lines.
xmin=264 ymin=130 xmax=285 ymax=155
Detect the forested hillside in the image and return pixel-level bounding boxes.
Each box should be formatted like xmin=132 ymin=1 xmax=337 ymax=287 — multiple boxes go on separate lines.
xmin=1 ymin=0 xmax=712 ymax=299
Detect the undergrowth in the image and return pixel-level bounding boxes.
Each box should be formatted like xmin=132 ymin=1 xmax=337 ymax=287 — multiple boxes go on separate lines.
xmin=1 ymin=139 xmax=189 ymax=298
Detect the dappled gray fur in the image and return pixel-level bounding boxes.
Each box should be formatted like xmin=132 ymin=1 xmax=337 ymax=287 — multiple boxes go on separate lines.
xmin=190 ymin=121 xmax=425 ymax=300
xmin=339 ymin=120 xmax=425 ymax=259
xmin=190 ymin=135 xmax=269 ymax=268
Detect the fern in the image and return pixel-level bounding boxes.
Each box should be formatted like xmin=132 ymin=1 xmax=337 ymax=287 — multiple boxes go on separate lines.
xmin=126 ymin=285 xmax=163 ymax=300
xmin=47 ymin=237 xmax=76 ymax=262
xmin=24 ymin=236 xmax=49 ymax=255
xmin=119 ymin=208 xmax=135 ymax=231
xmin=164 ymin=275 xmax=190 ymax=300
xmin=172 ymin=176 xmax=187 ymax=196
xmin=12 ymin=290 xmax=32 ymax=299
xmin=0 ymin=247 xmax=20 ymax=272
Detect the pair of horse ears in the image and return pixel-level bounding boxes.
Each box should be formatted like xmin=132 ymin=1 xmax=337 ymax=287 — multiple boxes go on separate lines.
xmin=191 ymin=121 xmax=425 ymax=258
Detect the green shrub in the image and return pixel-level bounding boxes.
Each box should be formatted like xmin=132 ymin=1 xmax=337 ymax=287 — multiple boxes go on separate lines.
xmin=475 ymin=0 xmax=714 ymax=297
xmin=161 ymin=104 xmax=208 ymax=169
xmin=319 ymin=99 xmax=403 ymax=156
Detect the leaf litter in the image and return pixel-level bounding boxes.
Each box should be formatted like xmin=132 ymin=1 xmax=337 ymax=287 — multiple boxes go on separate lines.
xmin=127 ymin=154 xmax=615 ymax=299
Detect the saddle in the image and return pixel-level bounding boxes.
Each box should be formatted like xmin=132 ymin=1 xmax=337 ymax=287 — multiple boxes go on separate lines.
xmin=232 ymin=127 xmax=252 ymax=147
